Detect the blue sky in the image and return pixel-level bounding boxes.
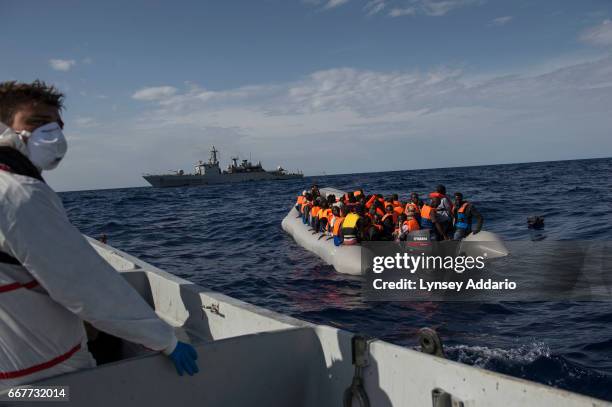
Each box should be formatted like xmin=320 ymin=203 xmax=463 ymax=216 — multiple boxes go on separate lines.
xmin=1 ymin=0 xmax=612 ymax=191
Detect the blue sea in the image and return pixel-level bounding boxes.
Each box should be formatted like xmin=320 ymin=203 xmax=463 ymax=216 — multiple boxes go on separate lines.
xmin=60 ymin=157 xmax=612 ymax=401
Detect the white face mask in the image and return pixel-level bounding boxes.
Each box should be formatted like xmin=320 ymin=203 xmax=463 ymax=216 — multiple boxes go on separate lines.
xmin=20 ymin=122 xmax=68 ymax=171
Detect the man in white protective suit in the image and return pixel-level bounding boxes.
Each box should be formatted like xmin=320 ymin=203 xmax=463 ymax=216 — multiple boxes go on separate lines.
xmin=0 ymin=80 xmax=198 ymax=389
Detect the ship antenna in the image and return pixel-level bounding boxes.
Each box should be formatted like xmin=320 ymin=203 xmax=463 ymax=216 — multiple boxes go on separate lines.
xmin=210 ymin=146 xmax=219 ymax=165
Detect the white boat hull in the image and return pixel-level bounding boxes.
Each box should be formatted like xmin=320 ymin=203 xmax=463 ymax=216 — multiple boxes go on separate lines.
xmin=0 ymin=238 xmax=605 ymax=406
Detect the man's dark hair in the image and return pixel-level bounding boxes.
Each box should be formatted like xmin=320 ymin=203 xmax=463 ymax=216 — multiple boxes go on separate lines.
xmin=0 ymin=80 xmax=64 ymax=125
xmin=436 ymin=184 xmax=446 ymax=194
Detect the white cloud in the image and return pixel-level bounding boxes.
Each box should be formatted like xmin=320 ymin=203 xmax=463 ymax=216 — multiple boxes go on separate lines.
xmin=73 ymin=117 xmax=99 ymax=128
xmin=581 ymin=20 xmax=612 ymax=46
xmin=132 ymin=86 xmax=178 ymax=101
xmin=329 ymin=0 xmax=350 ymax=8
xmin=365 ymin=0 xmax=386 ymax=16
xmin=389 ymin=7 xmax=416 ymax=17
xmin=302 ymin=0 xmax=350 ymax=8
xmin=306 ymin=0 xmax=482 ymax=17
xmin=419 ymin=0 xmax=482 ymax=16
xmin=49 ymin=59 xmax=76 ymax=71
xmin=489 ymin=15 xmax=512 ymax=26
xmin=131 ymin=56 xmax=612 ymax=149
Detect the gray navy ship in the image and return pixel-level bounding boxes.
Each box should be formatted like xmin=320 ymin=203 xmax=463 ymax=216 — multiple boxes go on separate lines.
xmin=143 ymin=146 xmax=303 ymax=188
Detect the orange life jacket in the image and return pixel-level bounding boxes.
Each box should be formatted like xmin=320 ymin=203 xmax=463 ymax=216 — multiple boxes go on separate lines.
xmin=404 ymin=218 xmax=420 ymax=232
xmin=365 ymin=195 xmax=377 ymax=209
xmin=429 ymin=192 xmax=454 ymax=212
xmin=296 ymin=196 xmax=305 ymax=205
xmin=354 ymin=190 xmax=362 ymax=197
xmin=332 ymin=216 xmax=345 ymax=236
xmin=300 ymin=202 xmax=309 ymax=213
xmin=455 ymin=202 xmax=471 ymax=230
xmin=319 ymin=208 xmax=331 ymax=219
xmin=311 ymin=206 xmax=321 ymax=218
xmin=393 ymin=206 xmax=404 ymax=215
xmin=420 ymin=205 xmax=434 ymax=229
xmin=382 ymin=213 xmax=398 ymax=224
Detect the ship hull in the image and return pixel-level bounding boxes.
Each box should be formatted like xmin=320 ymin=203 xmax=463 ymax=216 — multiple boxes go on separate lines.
xmin=143 ymin=172 xmax=303 ymax=188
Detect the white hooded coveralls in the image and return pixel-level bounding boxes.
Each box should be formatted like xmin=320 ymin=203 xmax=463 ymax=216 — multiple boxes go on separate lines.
xmin=0 ymin=136 xmax=177 ymax=389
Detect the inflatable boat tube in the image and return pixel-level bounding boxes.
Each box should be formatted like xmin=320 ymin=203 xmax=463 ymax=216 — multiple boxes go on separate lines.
xmin=282 ymin=187 xmax=509 ymax=275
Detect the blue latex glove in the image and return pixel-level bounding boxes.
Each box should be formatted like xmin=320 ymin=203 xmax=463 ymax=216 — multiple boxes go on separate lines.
xmin=168 ymin=341 xmax=199 ymax=376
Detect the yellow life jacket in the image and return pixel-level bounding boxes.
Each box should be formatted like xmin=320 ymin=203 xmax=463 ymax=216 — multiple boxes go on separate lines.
xmin=341 ymin=213 xmax=360 ymax=239
xmin=343 ymin=213 xmax=360 ymax=229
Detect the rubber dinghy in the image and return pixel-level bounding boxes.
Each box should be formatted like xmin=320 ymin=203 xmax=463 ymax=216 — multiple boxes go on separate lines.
xmin=282 ymin=187 xmax=509 ymax=276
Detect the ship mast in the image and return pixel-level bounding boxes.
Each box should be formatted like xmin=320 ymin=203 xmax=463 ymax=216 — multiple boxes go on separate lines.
xmin=209 ymin=146 xmax=219 ymax=165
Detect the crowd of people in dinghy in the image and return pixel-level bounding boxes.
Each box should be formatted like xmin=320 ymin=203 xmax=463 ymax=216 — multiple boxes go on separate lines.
xmin=294 ymin=184 xmax=483 ymax=246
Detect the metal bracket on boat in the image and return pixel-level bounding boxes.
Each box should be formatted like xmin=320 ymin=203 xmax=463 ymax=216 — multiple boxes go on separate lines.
xmin=343 ymin=335 xmax=371 ymax=407
xmin=419 ymin=328 xmax=445 ymax=358
xmin=201 ymin=302 xmax=224 ymax=318
xmin=432 ymin=388 xmax=465 ymax=407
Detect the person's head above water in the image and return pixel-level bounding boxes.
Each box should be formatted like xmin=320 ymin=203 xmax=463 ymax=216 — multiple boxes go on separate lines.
xmin=454 ymin=192 xmax=464 ymax=206
xmin=0 ymin=80 xmax=65 ymax=132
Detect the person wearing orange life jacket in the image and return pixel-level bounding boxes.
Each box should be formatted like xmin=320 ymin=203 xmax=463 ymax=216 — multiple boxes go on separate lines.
xmin=295 ymin=190 xmax=307 ymax=214
xmin=391 ymin=193 xmax=401 ymax=206
xmin=317 ymin=202 xmax=332 ymax=234
xmin=404 ymin=192 xmax=423 ymax=223
xmin=330 ymin=206 xmax=345 ymax=246
xmin=429 ymin=184 xmax=453 ymax=220
xmin=343 ymin=191 xmax=358 ymax=211
xmin=429 ymin=185 xmax=453 ymax=235
xmin=420 ymin=197 xmax=449 ymax=241
xmin=373 ymin=198 xmax=385 ymax=217
xmin=366 ymin=213 xmax=384 ymax=241
xmin=366 ymin=206 xmax=377 ymax=222
xmin=301 ymin=193 xmax=313 ymax=224
xmin=403 ymin=206 xmax=421 ymax=235
xmin=310 ymin=184 xmax=320 ymax=199
xmin=341 ymin=206 xmax=363 ymax=245
xmin=393 ymin=214 xmax=407 ymax=241
xmin=309 ymin=198 xmax=322 ymax=231
xmin=405 ymin=192 xmax=423 ymax=212
xmin=390 ymin=193 xmax=404 ymax=216
xmin=452 ymin=192 xmax=483 ymax=240
xmin=381 ymin=204 xmax=397 ymax=240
